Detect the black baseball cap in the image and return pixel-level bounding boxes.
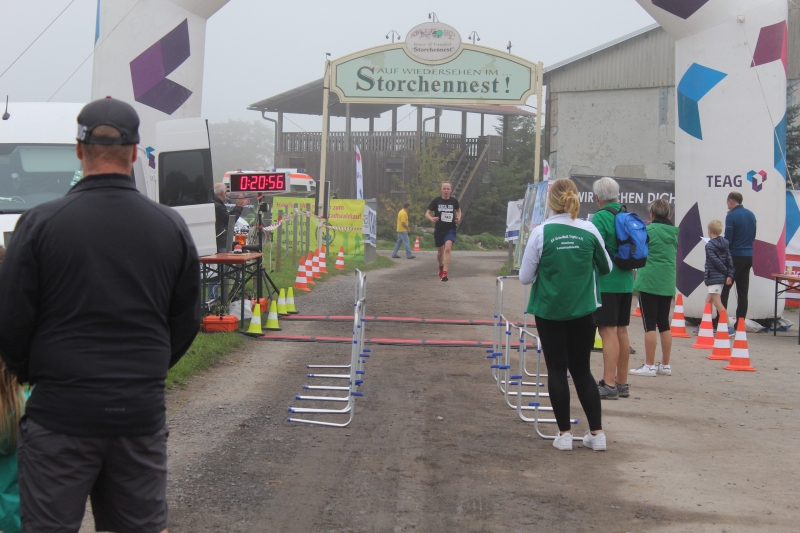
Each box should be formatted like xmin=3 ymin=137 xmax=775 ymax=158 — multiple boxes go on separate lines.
xmin=76 ymin=97 xmax=140 ymax=145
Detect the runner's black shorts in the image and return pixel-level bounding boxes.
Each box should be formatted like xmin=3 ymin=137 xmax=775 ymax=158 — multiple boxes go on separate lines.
xmin=434 ymin=229 xmax=457 ymax=248
xmin=18 ymin=416 xmax=169 ymax=533
xmin=593 ymin=292 xmax=633 ymax=327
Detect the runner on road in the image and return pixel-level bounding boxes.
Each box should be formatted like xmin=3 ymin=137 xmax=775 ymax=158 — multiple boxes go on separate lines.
xmin=426 ymin=182 xmax=461 ymax=282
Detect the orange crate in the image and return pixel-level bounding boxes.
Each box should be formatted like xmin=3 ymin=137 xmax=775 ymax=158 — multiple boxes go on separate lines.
xmin=202 ymin=314 xmax=239 ymax=333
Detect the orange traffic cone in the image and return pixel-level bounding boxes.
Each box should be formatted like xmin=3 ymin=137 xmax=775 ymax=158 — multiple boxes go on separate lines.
xmin=413 ymin=236 xmax=421 ymax=252
xmin=670 ymin=294 xmax=691 ymax=338
xmin=319 ymin=247 xmax=328 ymax=274
xmin=304 ymin=252 xmax=316 ymax=285
xmin=312 ymin=249 xmax=321 ymax=279
xmin=691 ymin=303 xmax=715 ymax=349
xmin=724 ymin=318 xmax=756 ymax=372
xmin=294 ymin=261 xmax=311 ymax=292
xmin=631 ymin=300 xmax=642 ymax=317
xmin=335 ymin=246 xmax=345 ymax=270
xmin=707 ymin=309 xmax=732 ymax=360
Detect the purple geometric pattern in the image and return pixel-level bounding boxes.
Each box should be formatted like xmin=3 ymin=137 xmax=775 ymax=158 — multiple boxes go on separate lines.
xmin=751 ymin=20 xmax=788 ymax=75
xmin=753 ymin=238 xmax=782 ymax=280
xmin=129 ymin=19 xmax=192 ymax=115
xmin=676 ymin=202 xmax=706 ymax=296
xmin=146 ymin=146 xmax=156 ymax=169
xmin=747 ymin=170 xmax=767 ymax=192
xmin=651 ymin=0 xmax=709 ymax=19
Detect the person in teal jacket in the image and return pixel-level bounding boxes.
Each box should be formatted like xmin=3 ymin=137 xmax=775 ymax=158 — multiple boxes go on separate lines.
xmin=630 ymin=198 xmax=680 ymax=377
xmin=0 ymin=361 xmax=26 ymax=533
xmin=590 ymin=177 xmax=635 ymax=400
xmin=520 ymin=178 xmax=613 ymax=451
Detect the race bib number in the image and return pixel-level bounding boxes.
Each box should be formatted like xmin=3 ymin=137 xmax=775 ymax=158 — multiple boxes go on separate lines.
xmin=441 ymin=211 xmax=453 ymax=223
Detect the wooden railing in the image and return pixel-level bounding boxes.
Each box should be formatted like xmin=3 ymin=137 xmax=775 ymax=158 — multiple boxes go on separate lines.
xmin=280 ymin=131 xmax=503 ymax=155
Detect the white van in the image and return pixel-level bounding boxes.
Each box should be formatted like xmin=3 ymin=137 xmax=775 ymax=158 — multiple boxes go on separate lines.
xmin=0 ymin=103 xmax=85 ymax=242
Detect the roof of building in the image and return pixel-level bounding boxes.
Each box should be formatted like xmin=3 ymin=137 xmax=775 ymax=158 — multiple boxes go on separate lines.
xmin=544 ymin=23 xmax=660 ymax=74
xmin=248 ymin=78 xmax=534 ymax=118
xmin=544 ymin=7 xmax=799 ymax=93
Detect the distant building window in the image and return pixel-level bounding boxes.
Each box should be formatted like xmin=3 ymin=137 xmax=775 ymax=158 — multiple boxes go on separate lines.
xmin=386 ymin=158 xmax=404 ymax=172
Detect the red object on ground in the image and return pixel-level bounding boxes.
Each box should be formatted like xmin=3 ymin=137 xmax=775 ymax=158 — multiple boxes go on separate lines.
xmin=202 ymin=315 xmax=239 ymax=333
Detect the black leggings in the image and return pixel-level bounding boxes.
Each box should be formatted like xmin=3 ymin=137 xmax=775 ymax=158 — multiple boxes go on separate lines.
xmin=639 ymin=292 xmax=672 ymax=333
xmin=534 ymin=313 xmax=602 ymax=432
xmin=714 ymin=256 xmax=752 ymax=330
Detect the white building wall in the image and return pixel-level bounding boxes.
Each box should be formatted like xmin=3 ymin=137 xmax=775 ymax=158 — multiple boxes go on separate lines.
xmin=552 ymin=87 xmax=675 ymax=181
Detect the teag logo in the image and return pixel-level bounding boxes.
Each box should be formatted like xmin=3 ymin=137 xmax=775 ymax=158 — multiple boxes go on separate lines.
xmin=747 ymin=170 xmax=767 ymax=192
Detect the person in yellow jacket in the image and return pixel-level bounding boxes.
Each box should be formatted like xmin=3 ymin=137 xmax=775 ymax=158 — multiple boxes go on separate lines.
xmin=391 ymin=203 xmax=416 ymax=259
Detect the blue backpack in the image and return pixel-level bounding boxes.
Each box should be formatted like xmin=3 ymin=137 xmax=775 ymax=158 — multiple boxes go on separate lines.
xmin=601 ymin=206 xmax=649 ymax=270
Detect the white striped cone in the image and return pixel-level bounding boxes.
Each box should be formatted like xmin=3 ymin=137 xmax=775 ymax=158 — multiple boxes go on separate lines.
xmin=707 ymin=309 xmax=731 ymax=360
xmin=319 ymin=249 xmax=328 ymax=273
xmin=725 ymin=318 xmax=756 ymax=372
xmin=294 ymin=261 xmax=310 ymax=292
xmin=312 ymin=250 xmax=321 ymax=279
xmin=691 ymin=303 xmax=715 ymax=349
xmin=304 ymin=252 xmax=316 ymax=285
xmin=670 ymin=294 xmax=691 ymax=338
xmin=335 ymin=246 xmax=345 ymax=270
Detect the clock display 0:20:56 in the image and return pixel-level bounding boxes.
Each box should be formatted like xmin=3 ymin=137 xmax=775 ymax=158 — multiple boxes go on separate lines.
xmin=231 ymin=173 xmax=287 ymax=191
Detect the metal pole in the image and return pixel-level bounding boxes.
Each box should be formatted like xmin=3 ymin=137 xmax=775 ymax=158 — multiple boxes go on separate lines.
xmin=292 ymin=203 xmax=298 ymax=265
xmin=306 ymin=203 xmax=312 ymax=257
xmin=533 ymin=61 xmax=544 ymax=183
xmin=317 ymin=60 xmax=331 ymax=248
xmin=276 ymin=209 xmax=283 ymax=272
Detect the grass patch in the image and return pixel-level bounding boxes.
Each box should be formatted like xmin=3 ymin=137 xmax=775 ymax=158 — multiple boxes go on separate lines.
xmin=240 ymin=243 xmax=394 ymax=301
xmin=494 ymin=263 xmax=512 ymax=277
xmin=166 ymin=332 xmax=244 ymax=389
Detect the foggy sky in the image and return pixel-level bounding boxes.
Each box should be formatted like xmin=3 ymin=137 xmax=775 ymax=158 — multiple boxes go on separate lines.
xmin=0 ymin=0 xmax=655 ymax=137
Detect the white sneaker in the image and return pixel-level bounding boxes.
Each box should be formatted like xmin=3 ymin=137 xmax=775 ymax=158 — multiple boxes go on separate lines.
xmin=657 ymin=363 xmax=672 ymax=376
xmin=553 ymin=432 xmax=573 ymax=451
xmin=583 ymin=431 xmax=607 ymax=451
xmin=630 ymin=364 xmax=657 ymax=376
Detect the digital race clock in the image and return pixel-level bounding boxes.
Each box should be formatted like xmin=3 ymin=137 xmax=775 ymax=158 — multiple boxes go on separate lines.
xmin=228 ymin=172 xmax=289 ymax=192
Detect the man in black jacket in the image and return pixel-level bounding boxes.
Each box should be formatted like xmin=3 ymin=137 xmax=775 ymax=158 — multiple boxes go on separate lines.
xmin=0 ymin=97 xmax=200 ymax=533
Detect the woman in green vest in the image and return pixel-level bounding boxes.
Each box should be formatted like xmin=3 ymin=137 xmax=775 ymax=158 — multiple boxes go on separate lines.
xmin=630 ymin=198 xmax=680 ymax=377
xmin=519 ymin=178 xmax=613 ymax=451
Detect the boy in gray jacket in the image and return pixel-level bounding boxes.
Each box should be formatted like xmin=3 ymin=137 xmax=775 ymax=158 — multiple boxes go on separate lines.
xmin=704 ymin=219 xmax=734 ymax=332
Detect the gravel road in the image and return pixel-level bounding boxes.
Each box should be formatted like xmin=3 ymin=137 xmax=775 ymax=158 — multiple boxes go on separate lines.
xmin=83 ymin=250 xmax=800 ymax=532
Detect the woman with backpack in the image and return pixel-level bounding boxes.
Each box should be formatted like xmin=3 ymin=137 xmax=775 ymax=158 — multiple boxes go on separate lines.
xmin=519 ymin=178 xmax=613 ymax=451
xmin=629 ymin=198 xmax=680 ymax=377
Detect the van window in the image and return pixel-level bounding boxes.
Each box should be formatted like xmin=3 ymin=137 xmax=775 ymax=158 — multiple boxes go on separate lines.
xmin=158 ymin=149 xmax=213 ymax=207
xmin=0 ymin=144 xmax=79 ymax=213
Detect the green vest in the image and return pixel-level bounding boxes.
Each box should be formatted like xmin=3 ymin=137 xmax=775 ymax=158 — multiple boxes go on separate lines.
xmin=591 ymin=202 xmax=634 ymax=293
xmin=633 ymin=220 xmax=679 ymax=296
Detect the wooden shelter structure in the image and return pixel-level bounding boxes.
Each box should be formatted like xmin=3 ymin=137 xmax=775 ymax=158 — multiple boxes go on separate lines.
xmin=248 ymin=78 xmax=534 ymax=211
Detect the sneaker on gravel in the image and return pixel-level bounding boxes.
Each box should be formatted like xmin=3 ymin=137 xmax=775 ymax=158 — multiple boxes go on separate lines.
xmin=616 ymin=382 xmax=630 ymax=398
xmin=391 ymin=255 xmax=401 ymax=258
xmin=657 ymin=363 xmax=672 ymax=376
xmin=582 ymin=431 xmax=607 ymax=451
xmin=692 ymin=327 xmax=699 ymax=336
xmin=438 ymin=265 xmax=444 ymax=279
xmin=407 ymin=255 xmax=416 ymax=259
xmin=598 ymin=379 xmax=618 ymax=400
xmin=441 ymin=272 xmax=449 ymax=282
xmin=553 ymin=432 xmax=573 ymax=451
xmin=630 ymin=364 xmax=657 ymax=377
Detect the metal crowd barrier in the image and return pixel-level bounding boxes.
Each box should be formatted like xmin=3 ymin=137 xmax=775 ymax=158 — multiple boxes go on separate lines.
xmin=489 ymin=276 xmax=580 ymax=437
xmin=287 ymin=270 xmax=368 ymax=427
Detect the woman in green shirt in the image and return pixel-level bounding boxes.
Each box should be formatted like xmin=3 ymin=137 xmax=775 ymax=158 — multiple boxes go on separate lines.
xmin=520 ymin=179 xmax=612 ymax=451
xmin=630 ymin=198 xmax=680 ymax=377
